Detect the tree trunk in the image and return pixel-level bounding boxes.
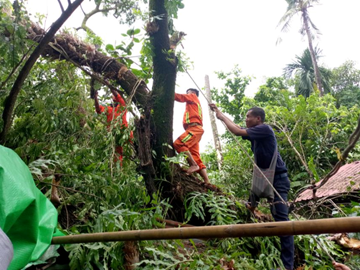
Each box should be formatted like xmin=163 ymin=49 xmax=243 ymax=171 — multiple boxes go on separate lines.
xmin=205 ymin=75 xmax=223 ymax=169
xmin=148 ymin=0 xmax=177 ymax=165
xmin=302 ymin=9 xmax=324 ymax=96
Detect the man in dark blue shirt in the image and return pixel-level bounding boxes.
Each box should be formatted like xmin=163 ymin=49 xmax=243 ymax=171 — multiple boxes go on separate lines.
xmin=209 ymin=104 xmax=294 ymax=270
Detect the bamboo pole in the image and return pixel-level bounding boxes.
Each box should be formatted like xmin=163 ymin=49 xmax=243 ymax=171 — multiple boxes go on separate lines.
xmin=52 ymin=217 xmax=360 ymax=244
xmin=204 ymin=75 xmax=223 ymax=169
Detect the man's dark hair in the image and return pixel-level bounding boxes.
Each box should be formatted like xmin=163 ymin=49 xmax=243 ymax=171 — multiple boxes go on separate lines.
xmin=248 ymin=107 xmax=265 ymax=122
xmin=186 ymin=88 xmax=199 ymax=97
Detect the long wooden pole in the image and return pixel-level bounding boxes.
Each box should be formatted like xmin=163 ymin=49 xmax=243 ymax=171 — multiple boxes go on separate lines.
xmin=52 ymin=217 xmax=360 ymax=244
xmin=205 ymin=75 xmax=223 ymax=169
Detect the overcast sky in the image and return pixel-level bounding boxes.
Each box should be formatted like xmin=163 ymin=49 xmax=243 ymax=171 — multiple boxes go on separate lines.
xmin=26 ymin=0 xmax=360 ymax=151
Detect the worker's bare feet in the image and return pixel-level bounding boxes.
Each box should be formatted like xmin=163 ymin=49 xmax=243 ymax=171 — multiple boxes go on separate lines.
xmin=187 ymin=165 xmax=199 ymax=174
xmin=245 ymin=202 xmax=256 ymax=212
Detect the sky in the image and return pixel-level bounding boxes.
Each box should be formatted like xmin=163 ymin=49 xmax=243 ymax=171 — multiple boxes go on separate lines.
xmin=25 ymin=0 xmax=360 ymax=151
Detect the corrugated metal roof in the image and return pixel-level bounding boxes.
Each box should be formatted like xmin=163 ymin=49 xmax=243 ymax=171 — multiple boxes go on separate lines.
xmin=295 ymin=161 xmax=360 ymax=202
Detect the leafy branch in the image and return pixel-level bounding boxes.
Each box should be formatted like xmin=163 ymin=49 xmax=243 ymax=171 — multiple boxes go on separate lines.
xmin=0 ymin=0 xmax=85 ymax=143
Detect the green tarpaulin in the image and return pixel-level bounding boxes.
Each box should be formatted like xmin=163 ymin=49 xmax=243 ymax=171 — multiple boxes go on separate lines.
xmin=0 ymin=145 xmax=59 ymax=270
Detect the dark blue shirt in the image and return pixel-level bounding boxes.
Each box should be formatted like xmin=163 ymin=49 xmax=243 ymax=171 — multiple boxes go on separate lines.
xmin=242 ymin=124 xmax=287 ymax=174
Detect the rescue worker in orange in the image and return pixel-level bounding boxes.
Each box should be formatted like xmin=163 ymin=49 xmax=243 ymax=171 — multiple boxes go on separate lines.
xmin=94 ymin=88 xmax=132 ymax=164
xmin=173 ymin=88 xmax=210 ymax=184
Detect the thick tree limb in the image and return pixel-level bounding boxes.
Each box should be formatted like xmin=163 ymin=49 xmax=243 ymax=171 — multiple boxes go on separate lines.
xmin=34 ymin=30 xmax=150 ymax=108
xmin=0 ymin=0 xmax=84 ymax=143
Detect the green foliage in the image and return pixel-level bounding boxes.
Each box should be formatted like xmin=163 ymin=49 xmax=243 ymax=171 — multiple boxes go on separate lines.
xmin=211 ymin=65 xmax=253 ymax=122
xmin=97 ymin=0 xmax=140 ymax=25
xmin=254 ymin=77 xmax=294 ymax=106
xmin=165 ymin=0 xmax=185 ymax=34
xmin=68 ymin=199 xmax=169 ymax=269
xmin=0 ymin=0 xmax=32 ymax=87
xmin=184 ymin=191 xmax=241 ymax=225
xmin=307 ymin=156 xmax=319 ymax=182
xmin=202 ymin=141 xmax=253 ymax=198
xmin=331 ymin=60 xmax=360 ymax=108
xmin=265 ymin=93 xmax=360 ymax=189
xmin=136 ymin=236 xmax=282 ymax=270
xmin=295 ymin=234 xmax=347 ymax=269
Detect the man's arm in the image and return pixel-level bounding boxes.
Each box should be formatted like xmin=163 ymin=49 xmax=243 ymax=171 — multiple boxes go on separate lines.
xmin=209 ymin=104 xmax=248 ymax=136
xmin=175 ymin=93 xmax=194 ymax=103
xmin=94 ymin=91 xmax=104 ymax=114
xmin=110 ymin=88 xmax=126 ymax=106
xmin=332 ymin=261 xmax=351 ymax=270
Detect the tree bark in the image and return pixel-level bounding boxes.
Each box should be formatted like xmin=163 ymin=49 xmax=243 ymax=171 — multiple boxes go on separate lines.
xmin=205 ymin=75 xmax=223 ymax=169
xmin=148 ymin=0 xmax=177 ymax=164
xmin=0 ymin=0 xmax=85 ymax=144
xmin=302 ymin=8 xmax=324 ymax=96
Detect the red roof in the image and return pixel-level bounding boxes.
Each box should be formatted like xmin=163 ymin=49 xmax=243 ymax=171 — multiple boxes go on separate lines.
xmin=295 ymin=161 xmax=360 ymax=202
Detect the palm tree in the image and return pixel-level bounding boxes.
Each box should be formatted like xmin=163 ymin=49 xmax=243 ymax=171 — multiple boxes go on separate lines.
xmin=284 ymin=48 xmax=331 ymax=97
xmin=278 ymin=0 xmax=324 ymax=96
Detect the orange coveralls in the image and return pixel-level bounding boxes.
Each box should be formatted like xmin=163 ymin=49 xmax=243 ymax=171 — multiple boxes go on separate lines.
xmin=173 ymin=93 xmax=206 ymax=171
xmin=97 ymin=93 xmax=132 ymax=162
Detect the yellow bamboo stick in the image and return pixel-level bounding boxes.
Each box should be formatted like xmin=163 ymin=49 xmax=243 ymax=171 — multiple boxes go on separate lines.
xmin=52 ymin=217 xmax=360 ymax=244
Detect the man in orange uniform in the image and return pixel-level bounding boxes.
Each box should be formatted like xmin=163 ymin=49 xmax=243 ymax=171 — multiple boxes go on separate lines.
xmin=94 ymin=88 xmax=132 ymax=163
xmin=173 ymin=88 xmax=210 ymax=184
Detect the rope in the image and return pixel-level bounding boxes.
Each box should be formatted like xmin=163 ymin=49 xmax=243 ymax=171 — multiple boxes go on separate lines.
xmin=184 ymin=67 xmax=336 ymax=261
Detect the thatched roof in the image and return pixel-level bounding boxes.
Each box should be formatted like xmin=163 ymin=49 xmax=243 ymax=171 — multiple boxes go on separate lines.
xmin=295 ymin=161 xmax=360 ymax=202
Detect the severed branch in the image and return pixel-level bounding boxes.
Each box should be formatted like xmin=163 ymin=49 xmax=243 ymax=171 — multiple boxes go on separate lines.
xmin=0 ymin=0 xmax=85 ymax=144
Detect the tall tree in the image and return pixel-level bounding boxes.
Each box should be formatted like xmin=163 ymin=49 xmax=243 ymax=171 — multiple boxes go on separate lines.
xmin=283 ymin=48 xmax=331 ymax=97
xmin=278 ymin=0 xmax=324 ymax=96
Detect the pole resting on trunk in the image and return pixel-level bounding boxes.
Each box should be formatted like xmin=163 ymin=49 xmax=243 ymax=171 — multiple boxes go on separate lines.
xmin=52 ymin=217 xmax=360 ymax=244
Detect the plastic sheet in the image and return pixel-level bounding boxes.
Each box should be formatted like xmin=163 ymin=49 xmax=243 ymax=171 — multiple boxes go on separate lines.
xmin=0 ymin=145 xmax=59 ymax=270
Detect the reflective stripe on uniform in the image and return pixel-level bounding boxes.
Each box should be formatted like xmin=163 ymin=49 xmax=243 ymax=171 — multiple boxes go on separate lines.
xmin=181 ymin=132 xmax=193 ymax=143
xmin=186 ymin=112 xmax=190 ymax=123
xmin=197 ymin=103 xmax=202 ymax=120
